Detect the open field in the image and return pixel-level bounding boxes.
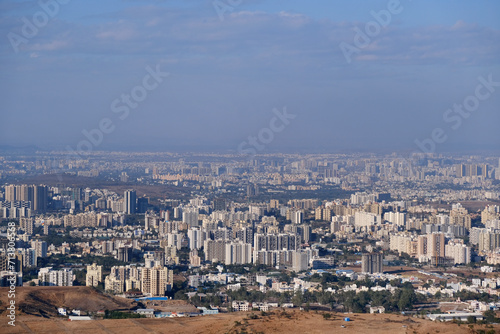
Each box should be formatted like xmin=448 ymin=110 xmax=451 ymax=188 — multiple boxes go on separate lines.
xmin=0 ymin=286 xmax=498 ymax=333
xmin=8 ymin=174 xmax=190 ymax=200
xmin=1 ymin=310 xmax=498 ymax=334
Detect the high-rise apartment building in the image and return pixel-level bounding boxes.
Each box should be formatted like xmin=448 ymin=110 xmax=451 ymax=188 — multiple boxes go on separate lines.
xmin=354 ymin=211 xmax=381 ymax=228
xmin=213 ymin=198 xmax=227 ymax=211
xmin=141 ymin=266 xmax=173 ymax=297
xmin=418 ymin=232 xmax=445 ymax=262
xmin=225 ymin=242 xmax=252 ymax=265
xmin=124 ymin=190 xmax=136 ymax=214
xmin=428 ymin=232 xmax=445 ymax=258
xmin=33 ymin=185 xmax=48 ymax=213
xmin=182 ymin=208 xmax=199 ymax=228
xmin=253 ymin=233 xmax=299 ymax=251
xmin=315 ymin=207 xmax=333 ymax=221
xmin=292 ymin=251 xmax=309 ymax=272
xmin=86 ymin=263 xmax=103 ymax=287
xmin=289 ymin=209 xmax=304 ymax=224
xmin=39 ymin=268 xmax=73 ymax=286
xmin=18 ymin=185 xmax=33 ymax=203
xmin=5 ymin=185 xmax=16 ymax=202
xmin=384 ymin=212 xmax=406 ymax=226
xmin=117 ymin=246 xmax=132 ymax=262
xmin=187 ymin=228 xmax=205 ymax=250
xmin=204 ymin=239 xmax=227 ymax=263
xmin=31 ymin=240 xmax=48 ymax=258
xmin=456 ymin=164 xmax=489 ymax=178
xmin=20 ymin=217 xmax=34 ymax=235
xmin=361 ymin=253 xmax=383 ymax=274
xmin=445 ymin=240 xmax=471 ymax=264
xmin=478 ymin=230 xmax=500 ymax=252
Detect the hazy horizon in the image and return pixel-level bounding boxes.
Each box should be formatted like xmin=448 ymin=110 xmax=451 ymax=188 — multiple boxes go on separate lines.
xmin=1 ymin=0 xmax=499 ymax=154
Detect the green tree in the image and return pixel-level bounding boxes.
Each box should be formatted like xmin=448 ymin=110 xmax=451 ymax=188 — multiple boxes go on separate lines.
xmin=483 ymin=310 xmax=498 ymax=323
xmin=467 ymin=315 xmax=477 ymax=324
xmin=174 ymin=291 xmax=188 ymax=300
xmin=357 ymin=291 xmax=371 ymax=307
xmin=397 ymin=289 xmax=417 ymax=311
xmin=292 ymin=290 xmax=304 ymax=307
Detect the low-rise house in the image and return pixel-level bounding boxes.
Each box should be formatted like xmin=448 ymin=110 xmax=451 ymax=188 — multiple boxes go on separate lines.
xmin=232 ymin=301 xmax=251 ymax=312
xmin=136 ymin=309 xmax=155 ymax=318
xmin=427 ymin=312 xmax=483 ymax=322
xmin=369 ymin=306 xmax=385 ymax=314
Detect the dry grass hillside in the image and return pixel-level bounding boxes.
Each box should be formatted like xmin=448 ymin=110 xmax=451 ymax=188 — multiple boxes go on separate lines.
xmin=1 ymin=310 xmax=498 ymax=334
xmin=0 ymin=287 xmax=137 ymax=318
xmin=0 ymin=287 xmax=498 ymax=334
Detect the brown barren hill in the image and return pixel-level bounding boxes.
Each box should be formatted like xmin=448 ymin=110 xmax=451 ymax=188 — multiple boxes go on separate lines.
xmin=0 ymin=286 xmax=137 ymax=318
xmin=2 ymin=310 xmax=499 ymax=334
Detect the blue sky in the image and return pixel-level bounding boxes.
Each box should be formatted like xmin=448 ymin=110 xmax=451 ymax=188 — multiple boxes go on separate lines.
xmin=0 ymin=0 xmax=499 ymax=153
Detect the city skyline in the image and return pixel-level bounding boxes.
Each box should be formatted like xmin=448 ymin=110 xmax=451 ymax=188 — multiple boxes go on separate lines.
xmin=2 ymin=2 xmax=500 ymax=330
xmin=1 ymin=149 xmax=500 ymax=326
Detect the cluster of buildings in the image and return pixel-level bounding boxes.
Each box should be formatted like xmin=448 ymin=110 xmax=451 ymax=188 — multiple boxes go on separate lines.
xmin=0 ymin=184 xmax=48 ymax=218
xmin=103 ymin=255 xmax=174 ymax=296
xmin=1 ymin=152 xmax=500 ymax=319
